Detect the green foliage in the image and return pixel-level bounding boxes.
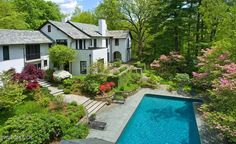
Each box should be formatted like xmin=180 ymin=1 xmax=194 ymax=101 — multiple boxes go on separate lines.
xmin=58 ymin=85 xmax=64 ymax=89
xmin=0 ymin=0 xmax=28 ymax=29
xmin=113 ymin=60 xmax=122 ymax=67
xmin=14 ymin=101 xmax=48 ymax=115
xmin=0 ymin=114 xmax=64 ymax=144
xmin=13 ymin=0 xmax=62 ymax=29
xmin=71 ymin=11 xmax=97 ymax=24
xmin=65 ymin=102 xmax=85 ymax=124
xmin=95 ymin=0 xmax=125 ymax=30
xmin=174 ymin=73 xmax=190 ymax=86
xmin=49 ymin=45 xmax=77 ymax=69
xmin=81 ymin=74 xmax=106 ymax=95
xmin=64 ymin=89 xmax=71 ymax=94
xmin=32 ymin=88 xmax=52 ymax=107
xmin=0 ymin=82 xmax=26 ymax=111
xmin=134 ymin=61 xmax=146 ymax=70
xmin=62 ymin=124 xmax=89 ymax=140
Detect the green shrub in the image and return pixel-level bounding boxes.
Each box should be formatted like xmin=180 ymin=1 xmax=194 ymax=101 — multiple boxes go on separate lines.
xmin=134 ymin=61 xmax=146 ymax=70
xmin=14 ymin=101 xmax=48 ymax=115
xmin=58 ymin=85 xmax=64 ymax=89
xmin=0 ymin=82 xmax=26 ymax=111
xmin=64 ymin=89 xmax=71 ymax=94
xmin=63 ymin=78 xmax=74 ymax=87
xmin=62 ymin=124 xmax=89 ymax=140
xmin=81 ymin=74 xmax=106 ymax=95
xmin=129 ymin=72 xmax=142 ymax=84
xmin=113 ymin=60 xmax=122 ymax=67
xmin=0 ymin=114 xmax=64 ymax=144
xmin=33 ymin=88 xmax=53 ymax=107
xmin=174 ymin=73 xmax=190 ymax=86
xmin=65 ymin=102 xmax=85 ymax=124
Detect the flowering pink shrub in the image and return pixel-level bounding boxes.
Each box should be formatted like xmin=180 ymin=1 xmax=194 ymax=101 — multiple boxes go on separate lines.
xmin=150 ymin=51 xmax=186 ymax=79
xmin=195 ymin=48 xmax=236 ymax=142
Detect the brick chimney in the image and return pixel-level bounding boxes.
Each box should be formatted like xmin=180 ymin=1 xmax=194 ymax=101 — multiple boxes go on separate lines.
xmin=99 ymin=19 xmax=107 ymax=36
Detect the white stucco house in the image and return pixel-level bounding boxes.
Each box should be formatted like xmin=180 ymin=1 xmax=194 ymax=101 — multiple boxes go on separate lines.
xmin=0 ymin=29 xmax=52 ymax=73
xmin=0 ymin=19 xmax=132 ymax=75
xmin=39 ymin=19 xmax=132 ymax=75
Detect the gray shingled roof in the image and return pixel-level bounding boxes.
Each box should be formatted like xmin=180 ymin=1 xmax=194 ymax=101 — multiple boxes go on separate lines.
xmin=108 ymin=30 xmax=130 ymax=39
xmin=0 ymin=29 xmax=52 ymax=45
xmin=49 ymin=20 xmax=90 ymax=39
xmin=69 ymin=21 xmax=102 ymax=37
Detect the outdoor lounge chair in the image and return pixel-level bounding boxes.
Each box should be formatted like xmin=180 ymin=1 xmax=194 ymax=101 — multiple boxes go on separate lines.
xmin=89 ymin=121 xmax=107 ymax=130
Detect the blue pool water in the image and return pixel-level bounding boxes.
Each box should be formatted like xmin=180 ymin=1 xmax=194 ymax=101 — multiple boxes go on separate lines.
xmin=116 ymin=95 xmax=201 ymax=144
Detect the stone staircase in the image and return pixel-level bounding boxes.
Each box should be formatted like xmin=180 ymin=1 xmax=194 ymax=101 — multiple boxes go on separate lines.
xmin=38 ymin=79 xmax=107 ymax=117
xmin=82 ymin=99 xmax=107 ymax=117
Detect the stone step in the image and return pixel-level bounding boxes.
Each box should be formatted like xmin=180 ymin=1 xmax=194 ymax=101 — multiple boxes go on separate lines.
xmin=53 ymin=91 xmax=64 ymax=96
xmin=82 ymin=99 xmax=90 ymax=105
xmin=85 ymin=101 xmax=97 ymax=110
xmin=83 ymin=100 xmax=93 ymax=107
xmin=50 ymin=89 xmax=64 ymax=95
xmin=87 ymin=101 xmax=103 ymax=114
xmin=88 ymin=102 xmax=107 ymax=117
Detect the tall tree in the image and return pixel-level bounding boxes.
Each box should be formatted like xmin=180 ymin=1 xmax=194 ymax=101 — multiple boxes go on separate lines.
xmin=13 ymin=0 xmax=62 ymax=29
xmin=71 ymin=11 xmax=97 ymax=24
xmin=119 ymin=0 xmax=155 ymax=57
xmin=0 ymin=0 xmax=28 ymax=29
xmin=95 ymin=0 xmax=124 ymax=30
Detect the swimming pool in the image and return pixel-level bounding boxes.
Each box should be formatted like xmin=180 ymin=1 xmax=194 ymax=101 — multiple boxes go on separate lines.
xmin=116 ymin=94 xmax=201 ymax=144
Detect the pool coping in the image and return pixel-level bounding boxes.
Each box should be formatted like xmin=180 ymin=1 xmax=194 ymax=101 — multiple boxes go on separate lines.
xmin=87 ymin=88 xmax=203 ymax=143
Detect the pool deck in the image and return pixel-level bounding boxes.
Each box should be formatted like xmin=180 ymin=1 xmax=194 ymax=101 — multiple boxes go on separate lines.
xmin=87 ymin=88 xmax=192 ymax=143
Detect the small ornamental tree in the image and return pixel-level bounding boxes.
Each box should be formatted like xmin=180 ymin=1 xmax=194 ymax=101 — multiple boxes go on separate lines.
xmin=49 ymin=45 xmax=77 ymax=70
xmin=11 ymin=65 xmax=44 ymax=90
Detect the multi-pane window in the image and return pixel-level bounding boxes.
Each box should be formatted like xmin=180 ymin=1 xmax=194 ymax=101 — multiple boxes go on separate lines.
xmin=3 ymin=45 xmax=9 ymax=61
xmin=80 ymin=61 xmax=87 ymax=74
xmin=26 ymin=44 xmax=40 ymax=60
xmin=115 ymin=39 xmax=119 ymax=46
xmin=56 ymin=39 xmax=67 ymax=46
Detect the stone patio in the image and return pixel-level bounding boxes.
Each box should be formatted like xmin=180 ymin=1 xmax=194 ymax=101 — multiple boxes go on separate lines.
xmin=87 ymin=88 xmax=190 ymax=143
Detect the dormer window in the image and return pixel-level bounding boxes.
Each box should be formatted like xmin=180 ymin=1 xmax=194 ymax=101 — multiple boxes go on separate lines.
xmin=48 ymin=25 xmax=51 ymax=32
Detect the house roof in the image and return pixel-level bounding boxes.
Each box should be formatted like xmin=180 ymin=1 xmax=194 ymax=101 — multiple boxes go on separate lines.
xmin=108 ymin=30 xmax=131 ymax=39
xmin=68 ymin=21 xmax=102 ymax=37
xmin=0 ymin=29 xmax=52 ymax=45
xmin=48 ymin=20 xmax=90 ymax=39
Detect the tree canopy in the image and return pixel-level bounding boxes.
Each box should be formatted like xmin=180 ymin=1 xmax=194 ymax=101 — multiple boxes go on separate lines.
xmin=49 ymin=45 xmax=77 ymax=70
xmin=0 ymin=0 xmax=62 ymax=30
